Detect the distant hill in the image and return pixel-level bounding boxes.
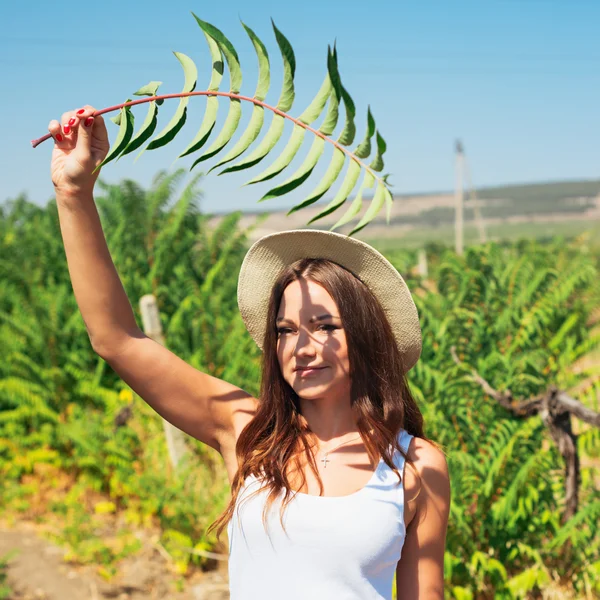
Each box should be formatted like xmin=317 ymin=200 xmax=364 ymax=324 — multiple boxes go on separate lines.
xmin=208 ymin=178 xmax=600 ymax=242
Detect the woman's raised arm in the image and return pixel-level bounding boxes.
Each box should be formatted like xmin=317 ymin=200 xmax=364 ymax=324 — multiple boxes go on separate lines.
xmin=49 ymin=106 xmax=257 ymax=454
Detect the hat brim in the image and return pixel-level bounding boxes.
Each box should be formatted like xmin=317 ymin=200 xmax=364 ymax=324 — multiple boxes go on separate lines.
xmin=237 ymin=229 xmax=422 ymax=372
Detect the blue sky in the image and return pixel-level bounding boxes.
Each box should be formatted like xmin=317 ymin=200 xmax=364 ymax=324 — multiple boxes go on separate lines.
xmin=2 ymin=0 xmax=599 ymax=214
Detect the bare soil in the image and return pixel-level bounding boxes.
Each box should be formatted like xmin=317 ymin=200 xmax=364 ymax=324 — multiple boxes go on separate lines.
xmin=0 ymin=522 xmax=229 ymax=600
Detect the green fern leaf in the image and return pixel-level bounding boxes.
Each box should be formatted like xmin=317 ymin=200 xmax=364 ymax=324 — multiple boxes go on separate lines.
xmin=217 ymin=21 xmax=294 ymax=175
xmin=258 ymin=136 xmax=324 ymax=201
xmin=242 ymin=21 xmax=270 ymax=101
xmin=329 ymin=170 xmax=375 ymax=230
xmin=348 ymin=179 xmax=386 ymax=235
xmin=271 ymin=19 xmax=295 ymax=112
xmin=289 ymin=148 xmax=348 ymax=216
xmin=217 ymin=116 xmax=285 ymax=175
xmin=178 ymin=32 xmax=223 ymax=158
xmin=42 ymin=15 xmax=397 ymax=236
xmin=190 ymin=100 xmax=242 ymax=167
xmin=354 ymin=106 xmax=375 ymax=158
xmin=190 ymin=19 xmax=243 ymax=166
xmin=384 ymin=185 xmax=393 ymax=222
xmin=192 ymin=14 xmax=242 ymax=93
xmin=208 ymin=106 xmax=264 ymax=175
xmin=369 ymin=130 xmax=387 ymax=171
xmin=93 ymin=101 xmax=134 ymax=173
xmin=143 ymin=52 xmax=197 ymax=153
xmin=258 ymin=50 xmax=342 ymax=201
xmin=297 ymin=67 xmax=332 ymax=125
xmin=244 ymin=55 xmax=334 ymax=186
xmin=338 ymin=89 xmax=357 ymax=146
xmin=319 ymin=47 xmax=341 ymax=135
xmin=120 ymin=82 xmax=162 ymax=158
xmin=206 ymin=22 xmax=270 ymax=173
xmin=243 ymin=124 xmax=306 ymax=185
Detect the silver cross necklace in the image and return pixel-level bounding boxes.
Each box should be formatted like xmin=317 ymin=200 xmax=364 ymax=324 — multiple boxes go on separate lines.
xmin=318 ymin=434 xmax=363 ymax=469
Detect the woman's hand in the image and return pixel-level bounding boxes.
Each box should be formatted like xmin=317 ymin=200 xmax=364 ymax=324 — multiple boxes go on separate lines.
xmin=48 ymin=105 xmax=110 ymax=199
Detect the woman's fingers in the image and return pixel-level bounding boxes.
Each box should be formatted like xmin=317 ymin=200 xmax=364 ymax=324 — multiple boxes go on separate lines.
xmin=50 ymin=105 xmax=109 ymax=174
xmin=72 ymin=107 xmax=98 ymax=161
xmin=73 ymin=105 xmax=109 ymax=164
xmin=48 ymin=119 xmax=70 ymax=147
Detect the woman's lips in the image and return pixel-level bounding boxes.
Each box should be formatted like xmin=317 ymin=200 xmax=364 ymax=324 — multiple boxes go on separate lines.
xmin=296 ymin=367 xmax=326 ymax=376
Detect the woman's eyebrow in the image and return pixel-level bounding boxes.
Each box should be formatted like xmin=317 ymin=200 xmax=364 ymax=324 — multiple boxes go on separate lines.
xmin=276 ymin=313 xmax=339 ymax=323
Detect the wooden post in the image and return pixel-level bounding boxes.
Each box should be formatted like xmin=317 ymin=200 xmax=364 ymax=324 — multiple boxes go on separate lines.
xmin=417 ymin=249 xmax=428 ymax=278
xmin=139 ymin=294 xmax=189 ymax=470
xmin=454 ymin=140 xmax=464 ymax=256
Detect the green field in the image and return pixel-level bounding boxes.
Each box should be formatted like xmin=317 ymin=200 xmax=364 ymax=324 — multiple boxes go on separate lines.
xmin=365 ymin=218 xmax=600 ymax=252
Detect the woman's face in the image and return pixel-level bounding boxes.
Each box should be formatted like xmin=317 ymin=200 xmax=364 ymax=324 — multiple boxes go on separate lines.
xmin=276 ymin=278 xmax=351 ymax=400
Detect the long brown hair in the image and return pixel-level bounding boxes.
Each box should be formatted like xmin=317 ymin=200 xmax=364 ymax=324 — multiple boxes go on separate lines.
xmin=207 ymin=257 xmax=431 ymax=541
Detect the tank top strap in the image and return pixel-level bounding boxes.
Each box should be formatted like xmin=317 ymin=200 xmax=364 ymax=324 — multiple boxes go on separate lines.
xmin=392 ymin=428 xmax=413 ymax=473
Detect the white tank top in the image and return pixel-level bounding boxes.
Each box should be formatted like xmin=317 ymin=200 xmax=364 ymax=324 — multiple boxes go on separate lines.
xmin=227 ymin=428 xmax=414 ymax=599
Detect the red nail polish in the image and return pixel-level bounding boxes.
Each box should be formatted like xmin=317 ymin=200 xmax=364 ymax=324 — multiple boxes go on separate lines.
xmin=77 ymin=109 xmax=85 ymax=115
xmin=56 ymin=133 xmax=63 ymax=142
xmin=68 ymin=117 xmax=76 ymax=126
xmin=64 ymin=125 xmax=71 ymax=135
xmin=84 ymin=116 xmax=94 ymax=127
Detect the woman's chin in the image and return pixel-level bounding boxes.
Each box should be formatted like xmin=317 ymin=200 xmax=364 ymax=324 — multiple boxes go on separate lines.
xmin=292 ymin=382 xmax=338 ymax=399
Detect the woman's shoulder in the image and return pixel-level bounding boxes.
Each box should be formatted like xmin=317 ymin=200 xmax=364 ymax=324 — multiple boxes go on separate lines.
xmin=406 ymin=435 xmax=451 ymax=513
xmin=407 ymin=436 xmax=447 ymax=470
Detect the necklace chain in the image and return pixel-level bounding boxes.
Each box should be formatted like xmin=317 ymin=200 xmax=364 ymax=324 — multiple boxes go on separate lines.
xmin=318 ymin=434 xmax=362 ymax=469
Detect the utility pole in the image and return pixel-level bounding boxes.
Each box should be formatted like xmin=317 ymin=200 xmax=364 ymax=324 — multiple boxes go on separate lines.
xmin=139 ymin=294 xmax=189 ymax=470
xmin=455 ymin=139 xmax=464 ymax=256
xmin=463 ymin=148 xmax=487 ymax=244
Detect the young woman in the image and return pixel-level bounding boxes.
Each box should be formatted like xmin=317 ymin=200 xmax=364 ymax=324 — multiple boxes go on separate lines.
xmin=48 ymin=106 xmax=451 ymax=599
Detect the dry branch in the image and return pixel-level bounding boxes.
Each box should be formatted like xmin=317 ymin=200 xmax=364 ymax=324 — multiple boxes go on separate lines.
xmin=450 ymin=345 xmax=599 ymax=522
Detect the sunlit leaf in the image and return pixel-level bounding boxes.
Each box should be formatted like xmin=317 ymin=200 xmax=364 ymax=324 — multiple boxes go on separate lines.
xmin=369 ymin=131 xmax=387 ymax=172
xmin=354 ymin=106 xmax=375 ymax=158
xmin=192 ymin=14 xmax=242 ymax=93
xmin=179 ymin=32 xmax=223 ymax=158
xmin=178 ymin=97 xmax=218 ymax=159
xmin=191 ymin=99 xmax=242 ymax=168
xmin=329 ymin=170 xmax=376 ymax=231
xmin=93 ymin=101 xmax=134 ymax=173
xmin=142 ymin=52 xmax=197 ymax=154
xmin=272 ymin=19 xmax=295 ymax=111
xmin=120 ymin=82 xmax=162 ymax=158
xmin=190 ymin=17 xmax=246 ymax=166
xmin=304 ymin=155 xmax=360 ymax=221
xmin=331 ymin=45 xmax=356 ymax=146
xmin=297 ymin=64 xmax=332 ymax=125
xmin=206 ymin=22 xmax=270 ymax=172
xmin=244 ymin=124 xmax=305 ymax=184
xmin=258 ymin=136 xmax=324 ymax=201
xmin=384 ymin=185 xmax=393 ymax=223
xmin=208 ymin=105 xmax=264 ymax=173
xmin=242 ymin=20 xmax=270 ymax=101
xmin=218 ymin=21 xmax=293 ymax=175
xmin=319 ymin=51 xmax=341 ymax=136
xmin=348 ymin=180 xmax=386 ymax=235
xmin=218 ymin=115 xmax=285 ymax=175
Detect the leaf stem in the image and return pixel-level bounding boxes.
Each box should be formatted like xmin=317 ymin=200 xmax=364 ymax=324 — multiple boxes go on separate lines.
xmin=31 ymin=91 xmax=384 ymax=187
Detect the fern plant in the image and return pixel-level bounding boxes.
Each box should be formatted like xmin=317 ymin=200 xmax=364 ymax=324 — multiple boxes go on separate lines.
xmin=31 ymin=15 xmax=393 ymax=236
xmin=401 ymin=239 xmax=600 ymax=598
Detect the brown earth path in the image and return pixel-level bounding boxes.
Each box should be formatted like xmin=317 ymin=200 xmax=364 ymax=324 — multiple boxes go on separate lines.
xmin=0 ymin=523 xmax=229 ymax=600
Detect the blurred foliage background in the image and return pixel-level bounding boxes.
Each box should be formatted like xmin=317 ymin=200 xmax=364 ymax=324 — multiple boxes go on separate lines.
xmin=0 ymin=170 xmax=599 ymax=598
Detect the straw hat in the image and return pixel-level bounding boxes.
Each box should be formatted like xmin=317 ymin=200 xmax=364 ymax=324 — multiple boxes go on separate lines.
xmin=237 ymin=229 xmax=422 ymax=372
